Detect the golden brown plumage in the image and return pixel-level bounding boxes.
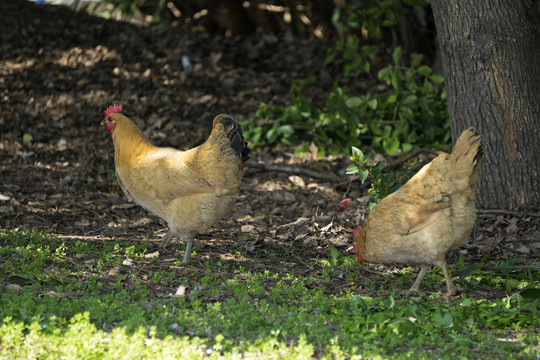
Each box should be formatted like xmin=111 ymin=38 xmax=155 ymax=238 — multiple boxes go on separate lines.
xmin=353 ymin=128 xmax=483 ymax=295
xmin=102 ymin=105 xmax=250 ymax=263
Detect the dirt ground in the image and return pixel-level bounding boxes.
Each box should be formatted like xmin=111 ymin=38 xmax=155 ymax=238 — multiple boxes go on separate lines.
xmin=1 ymin=0 xmax=539 ymax=298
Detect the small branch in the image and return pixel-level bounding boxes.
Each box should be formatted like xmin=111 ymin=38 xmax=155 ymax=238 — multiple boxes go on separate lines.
xmin=478 ymin=209 xmax=540 ymax=218
xmin=384 ymin=148 xmax=446 ymax=171
xmin=246 ymin=162 xmax=341 ymax=183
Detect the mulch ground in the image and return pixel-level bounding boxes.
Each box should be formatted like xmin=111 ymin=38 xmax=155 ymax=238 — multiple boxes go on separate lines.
xmin=1 ymin=0 xmax=538 ymax=299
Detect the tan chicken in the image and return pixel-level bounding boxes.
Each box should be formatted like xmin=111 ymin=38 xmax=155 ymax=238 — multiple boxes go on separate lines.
xmin=353 ymin=128 xmax=483 ymax=295
xmin=102 ymin=104 xmax=250 ymax=263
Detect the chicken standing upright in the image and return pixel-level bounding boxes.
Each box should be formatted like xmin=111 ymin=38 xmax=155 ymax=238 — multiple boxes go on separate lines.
xmin=102 ymin=104 xmax=250 ymax=263
xmin=353 ymin=128 xmax=483 ymax=295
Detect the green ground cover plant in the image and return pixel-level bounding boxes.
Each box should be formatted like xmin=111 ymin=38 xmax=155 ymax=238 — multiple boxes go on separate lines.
xmin=1 ymin=228 xmax=538 ymax=359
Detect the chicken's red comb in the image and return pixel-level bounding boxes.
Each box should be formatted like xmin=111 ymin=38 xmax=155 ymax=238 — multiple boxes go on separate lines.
xmin=353 ymin=226 xmax=361 ymax=238
xmin=104 ymin=104 xmax=123 ymax=118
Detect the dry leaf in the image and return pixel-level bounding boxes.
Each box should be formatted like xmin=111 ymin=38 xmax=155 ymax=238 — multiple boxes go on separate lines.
xmin=144 ymin=251 xmax=160 ymax=259
xmin=122 ymin=258 xmax=134 ymax=266
xmin=288 ymin=175 xmax=305 ymax=188
xmin=175 ymin=285 xmax=187 ymax=297
xmin=108 ymin=267 xmax=122 ymax=276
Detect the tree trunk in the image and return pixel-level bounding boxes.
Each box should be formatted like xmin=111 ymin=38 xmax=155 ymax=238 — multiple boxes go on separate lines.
xmin=431 ymin=0 xmax=540 ymax=210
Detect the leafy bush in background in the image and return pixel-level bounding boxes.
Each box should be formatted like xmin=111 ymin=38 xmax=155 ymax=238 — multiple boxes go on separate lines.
xmin=243 ymin=46 xmax=449 ymax=156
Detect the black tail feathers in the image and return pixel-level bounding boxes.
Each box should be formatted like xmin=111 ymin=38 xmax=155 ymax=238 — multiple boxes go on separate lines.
xmin=221 ymin=117 xmax=251 ymax=163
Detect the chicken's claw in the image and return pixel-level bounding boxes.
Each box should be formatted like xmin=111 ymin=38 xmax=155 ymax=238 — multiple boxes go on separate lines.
xmin=443 ymin=285 xmax=463 ymax=297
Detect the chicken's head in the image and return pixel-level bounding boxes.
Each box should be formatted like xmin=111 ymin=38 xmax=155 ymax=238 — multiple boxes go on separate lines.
xmin=102 ymin=104 xmax=123 ymax=133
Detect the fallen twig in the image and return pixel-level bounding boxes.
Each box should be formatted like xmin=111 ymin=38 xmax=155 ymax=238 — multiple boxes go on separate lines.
xmin=478 ymin=209 xmax=540 ymax=218
xmin=246 ymin=162 xmax=341 ymax=183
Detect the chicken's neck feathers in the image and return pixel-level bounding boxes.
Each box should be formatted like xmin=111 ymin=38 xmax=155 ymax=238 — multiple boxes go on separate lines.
xmin=112 ymin=119 xmax=156 ymax=167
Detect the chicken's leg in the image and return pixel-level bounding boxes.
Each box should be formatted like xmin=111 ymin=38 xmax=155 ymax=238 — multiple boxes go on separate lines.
xmin=440 ymin=260 xmax=460 ymax=296
xmin=182 ymin=238 xmax=194 ymax=264
xmin=160 ymin=231 xmax=173 ymax=249
xmin=404 ymin=265 xmax=429 ymax=295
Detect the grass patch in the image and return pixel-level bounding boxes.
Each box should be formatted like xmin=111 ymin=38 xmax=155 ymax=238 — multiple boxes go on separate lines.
xmin=1 ymin=228 xmax=539 ymax=359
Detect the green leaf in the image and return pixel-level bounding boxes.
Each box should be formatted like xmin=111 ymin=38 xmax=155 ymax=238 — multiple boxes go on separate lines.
xmin=372 ymin=160 xmax=385 ymax=174
xmin=279 ymin=124 xmax=294 ymax=136
xmin=386 ymin=94 xmax=398 ymax=104
xmin=399 ymin=106 xmax=414 ymax=120
xmin=430 ymin=73 xmax=445 ymax=84
xmin=411 ymin=54 xmax=424 ymax=68
xmin=392 ymin=46 xmax=402 ymax=65
xmin=345 ymin=97 xmax=363 ymax=108
xmin=346 ymin=164 xmax=358 ymax=175
xmin=417 ymin=65 xmax=432 ymax=76
xmin=324 ymin=53 xmax=335 ymax=66
xmin=367 ymin=99 xmax=378 ymax=110
xmin=370 ymin=124 xmax=383 ymax=136
xmin=378 ymin=67 xmax=391 ymax=82
xmin=418 ymin=97 xmax=429 ymax=110
xmin=432 ymin=312 xmax=453 ymax=327
xmin=358 ymin=168 xmax=369 ymax=184
xmin=351 ymin=146 xmax=363 ymax=158
xmin=351 ymin=295 xmax=368 ymax=310
xmin=403 ymin=94 xmax=417 ymax=103
xmin=319 ymin=259 xmax=331 ymax=267
xmin=362 ymin=61 xmax=371 ymax=73
xmin=391 ymin=70 xmax=400 ymax=90
xmin=361 ymin=45 xmax=378 ymax=56
xmin=266 ymin=128 xmax=278 ymax=143
xmin=22 ymin=133 xmax=33 ymax=144
xmin=387 ymin=139 xmax=400 ymax=154
xmin=330 ymin=246 xmax=339 ymax=260
xmin=402 ymin=143 xmax=413 ymax=152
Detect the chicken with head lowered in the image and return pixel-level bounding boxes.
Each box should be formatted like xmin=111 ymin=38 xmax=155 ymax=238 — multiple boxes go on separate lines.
xmin=102 ymin=105 xmax=250 ymax=263
xmin=353 ymin=128 xmax=483 ymax=296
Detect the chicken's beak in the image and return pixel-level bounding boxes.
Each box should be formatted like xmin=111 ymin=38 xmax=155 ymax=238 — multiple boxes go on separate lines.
xmin=100 ymin=121 xmax=105 ymax=126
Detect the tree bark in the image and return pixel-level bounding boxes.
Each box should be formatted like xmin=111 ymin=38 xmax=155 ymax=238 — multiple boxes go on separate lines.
xmin=431 ymin=0 xmax=540 ymax=210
